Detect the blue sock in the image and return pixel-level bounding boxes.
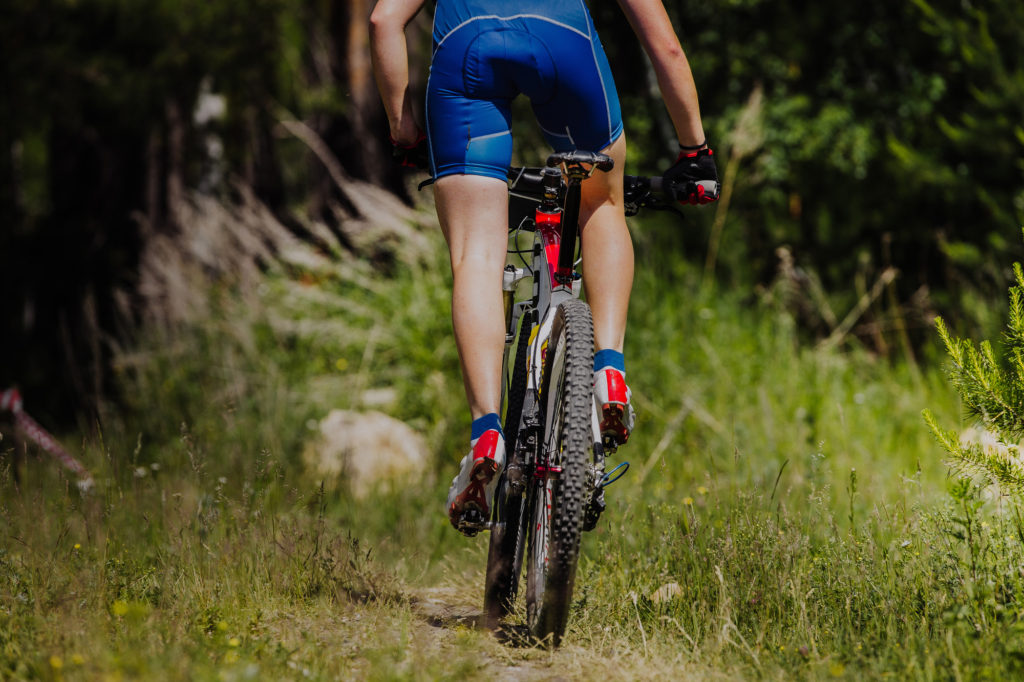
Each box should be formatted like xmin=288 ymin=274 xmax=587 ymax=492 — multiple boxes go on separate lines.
xmin=593 ymin=349 xmax=625 ymax=373
xmin=471 ymin=412 xmax=503 ymax=440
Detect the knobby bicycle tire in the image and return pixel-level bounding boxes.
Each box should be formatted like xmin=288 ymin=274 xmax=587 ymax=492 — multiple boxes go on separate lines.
xmin=483 ymin=317 xmax=532 ymax=628
xmin=526 ymin=298 xmax=593 ymax=646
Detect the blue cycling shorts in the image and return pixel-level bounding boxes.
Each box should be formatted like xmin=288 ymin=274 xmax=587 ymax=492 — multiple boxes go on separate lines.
xmin=427 ymin=2 xmax=624 ymax=181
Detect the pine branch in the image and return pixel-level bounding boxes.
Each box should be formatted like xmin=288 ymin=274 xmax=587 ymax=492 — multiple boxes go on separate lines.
xmin=935 ymin=317 xmax=963 ymax=367
xmin=923 ymin=409 xmax=957 ymax=452
xmin=949 ymin=439 xmax=1024 ymax=496
xmin=926 ymin=246 xmax=1024 ymax=497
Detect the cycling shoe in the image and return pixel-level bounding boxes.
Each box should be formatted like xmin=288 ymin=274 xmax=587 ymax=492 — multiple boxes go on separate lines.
xmin=594 ymin=367 xmax=635 ymax=446
xmin=447 ymin=429 xmax=505 ymax=536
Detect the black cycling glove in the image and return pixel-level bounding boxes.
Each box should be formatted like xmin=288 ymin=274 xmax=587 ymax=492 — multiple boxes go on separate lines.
xmin=390 ymin=130 xmax=430 ymax=171
xmin=662 ymin=146 xmax=720 ymax=205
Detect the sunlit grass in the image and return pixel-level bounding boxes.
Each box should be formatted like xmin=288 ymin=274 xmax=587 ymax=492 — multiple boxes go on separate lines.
xmin=4 ymin=220 xmax=1024 ymax=679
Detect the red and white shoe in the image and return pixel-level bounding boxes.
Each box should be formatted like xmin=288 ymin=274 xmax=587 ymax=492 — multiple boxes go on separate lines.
xmin=446 ymin=429 xmax=505 ymax=536
xmin=594 ymin=367 xmax=635 ymax=446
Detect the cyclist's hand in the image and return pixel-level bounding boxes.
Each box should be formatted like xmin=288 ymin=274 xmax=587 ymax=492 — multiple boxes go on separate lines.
xmin=663 ymin=147 xmax=720 ymax=205
xmin=390 ymin=130 xmax=430 ymax=171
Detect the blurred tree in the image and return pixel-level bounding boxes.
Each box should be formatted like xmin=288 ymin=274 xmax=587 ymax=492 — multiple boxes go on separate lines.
xmin=595 ymin=0 xmax=1024 ymax=350
xmin=3 ymin=0 xmax=1022 ymax=425
xmin=0 ymin=0 xmax=421 ymax=423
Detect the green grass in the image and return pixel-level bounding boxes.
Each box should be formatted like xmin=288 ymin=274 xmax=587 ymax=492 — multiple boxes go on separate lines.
xmin=3 ymin=215 xmax=1024 ymax=680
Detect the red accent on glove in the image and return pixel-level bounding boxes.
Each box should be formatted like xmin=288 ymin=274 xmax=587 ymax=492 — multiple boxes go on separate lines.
xmin=390 ymin=129 xmax=427 ymax=150
xmin=676 ymin=147 xmax=713 ymax=162
xmin=390 ymin=130 xmax=428 ymax=169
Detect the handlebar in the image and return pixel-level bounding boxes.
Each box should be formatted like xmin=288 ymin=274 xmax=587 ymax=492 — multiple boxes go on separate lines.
xmin=507 ymin=166 xmax=705 ymax=217
xmin=622 ymin=175 xmax=675 ymax=216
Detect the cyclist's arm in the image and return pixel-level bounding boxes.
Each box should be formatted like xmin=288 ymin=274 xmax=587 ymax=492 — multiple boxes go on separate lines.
xmin=615 ymin=0 xmax=706 ymax=149
xmin=369 ymin=0 xmax=427 ymax=145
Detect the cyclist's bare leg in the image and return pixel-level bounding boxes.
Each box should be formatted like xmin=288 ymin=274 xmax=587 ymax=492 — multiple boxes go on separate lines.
xmin=434 ymin=174 xmax=509 ymax=420
xmin=579 ymin=134 xmax=633 ymax=353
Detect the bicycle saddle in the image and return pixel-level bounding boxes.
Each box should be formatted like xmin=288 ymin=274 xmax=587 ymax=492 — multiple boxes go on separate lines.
xmin=546 ymin=151 xmax=614 ymax=172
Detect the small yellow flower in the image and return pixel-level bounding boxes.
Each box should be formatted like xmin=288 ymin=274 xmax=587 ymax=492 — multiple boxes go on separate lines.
xmin=50 ymin=655 xmax=63 ymax=670
xmin=217 ymin=620 xmax=229 ymax=632
xmin=683 ymin=497 xmax=693 ymax=506
xmin=111 ymin=600 xmax=129 ymax=617
xmin=697 ymin=486 xmax=708 ymax=495
xmin=228 ymin=637 xmax=240 ymax=647
xmin=71 ymin=654 xmax=85 ymax=666
xmin=73 ymin=543 xmax=81 ymax=550
xmin=335 ymin=358 xmax=348 ymax=371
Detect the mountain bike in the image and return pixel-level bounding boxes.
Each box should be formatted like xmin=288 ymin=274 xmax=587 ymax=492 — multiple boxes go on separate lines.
xmin=481 ymin=150 xmax=696 ymax=645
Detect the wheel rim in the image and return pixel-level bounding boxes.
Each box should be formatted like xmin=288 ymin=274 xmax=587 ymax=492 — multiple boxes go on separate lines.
xmin=529 ymin=328 xmax=568 ymax=629
xmin=530 ymin=478 xmax=552 ymax=613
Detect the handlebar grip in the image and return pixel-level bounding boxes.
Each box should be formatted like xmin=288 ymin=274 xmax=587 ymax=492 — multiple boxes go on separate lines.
xmin=694 ymin=180 xmax=720 ymax=197
xmin=643 ymin=176 xmax=719 ymax=202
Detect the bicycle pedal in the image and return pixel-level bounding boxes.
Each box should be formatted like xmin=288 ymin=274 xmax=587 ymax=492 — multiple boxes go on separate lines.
xmin=600 ymin=404 xmax=631 ymax=446
xmin=457 ymin=507 xmax=488 ymax=536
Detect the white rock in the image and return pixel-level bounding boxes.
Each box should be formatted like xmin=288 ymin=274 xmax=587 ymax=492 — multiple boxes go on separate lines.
xmin=303 ymin=409 xmax=428 ymax=497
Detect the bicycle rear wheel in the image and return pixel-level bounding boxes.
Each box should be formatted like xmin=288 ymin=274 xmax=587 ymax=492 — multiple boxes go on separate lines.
xmin=483 ymin=318 xmax=531 ymax=629
xmin=526 ymin=298 xmax=593 ymax=646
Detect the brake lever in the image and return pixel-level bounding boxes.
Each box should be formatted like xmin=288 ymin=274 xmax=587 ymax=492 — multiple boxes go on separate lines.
xmin=624 ymin=191 xmax=685 ymax=221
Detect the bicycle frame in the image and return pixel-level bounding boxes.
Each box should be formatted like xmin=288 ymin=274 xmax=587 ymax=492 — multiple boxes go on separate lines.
xmin=485 ymin=153 xmax=687 ymax=639
xmin=502 ymin=159 xmax=606 ymax=491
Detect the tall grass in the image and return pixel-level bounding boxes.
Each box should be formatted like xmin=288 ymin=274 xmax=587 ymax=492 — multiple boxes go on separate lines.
xmin=3 ymin=213 xmax=1023 ymax=680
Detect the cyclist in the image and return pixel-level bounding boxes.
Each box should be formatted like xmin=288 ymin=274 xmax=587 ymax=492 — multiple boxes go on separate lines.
xmin=369 ymin=0 xmax=719 ymax=535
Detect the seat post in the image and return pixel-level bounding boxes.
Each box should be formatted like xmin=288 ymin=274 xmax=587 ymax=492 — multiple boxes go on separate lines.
xmin=555 ymin=179 xmax=582 ymax=285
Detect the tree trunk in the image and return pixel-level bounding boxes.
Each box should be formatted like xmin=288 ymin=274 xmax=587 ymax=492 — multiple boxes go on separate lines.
xmin=166 ymin=98 xmax=185 ymax=227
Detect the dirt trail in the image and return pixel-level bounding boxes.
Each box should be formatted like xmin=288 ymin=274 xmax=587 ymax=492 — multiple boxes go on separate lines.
xmin=400 ymin=581 xmax=720 ymax=681
xmin=408 ymin=585 xmax=566 ymax=681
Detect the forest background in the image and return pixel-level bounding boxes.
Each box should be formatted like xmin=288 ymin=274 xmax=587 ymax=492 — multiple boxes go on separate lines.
xmin=2 ymin=0 xmax=1024 ymax=679
xmin=2 ymin=0 xmax=1022 ymax=417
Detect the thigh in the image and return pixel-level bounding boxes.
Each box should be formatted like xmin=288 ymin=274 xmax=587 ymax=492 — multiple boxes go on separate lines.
xmin=434 ymin=174 xmax=510 ymax=268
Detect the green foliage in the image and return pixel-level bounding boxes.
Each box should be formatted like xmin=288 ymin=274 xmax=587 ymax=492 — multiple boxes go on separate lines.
xmin=21 ymin=218 xmax=1024 ymax=678
xmin=7 ymin=0 xmax=1024 ymax=425
xmin=592 ymin=0 xmax=1024 ymax=334
xmin=1 ymin=0 xmax=284 ymax=192
xmin=925 ymin=242 xmax=1024 ymax=493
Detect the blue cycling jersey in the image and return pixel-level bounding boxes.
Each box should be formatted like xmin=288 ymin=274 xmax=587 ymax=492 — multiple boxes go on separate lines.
xmin=427 ymin=0 xmax=623 ymax=181
xmin=432 ymin=0 xmax=596 ymax=45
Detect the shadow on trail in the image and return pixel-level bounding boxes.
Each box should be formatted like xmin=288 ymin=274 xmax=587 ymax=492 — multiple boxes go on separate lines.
xmin=416 ymin=604 xmax=483 ymax=630
xmin=492 ymin=623 xmax=534 ymax=648
xmin=410 ymin=587 xmax=536 ymax=649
